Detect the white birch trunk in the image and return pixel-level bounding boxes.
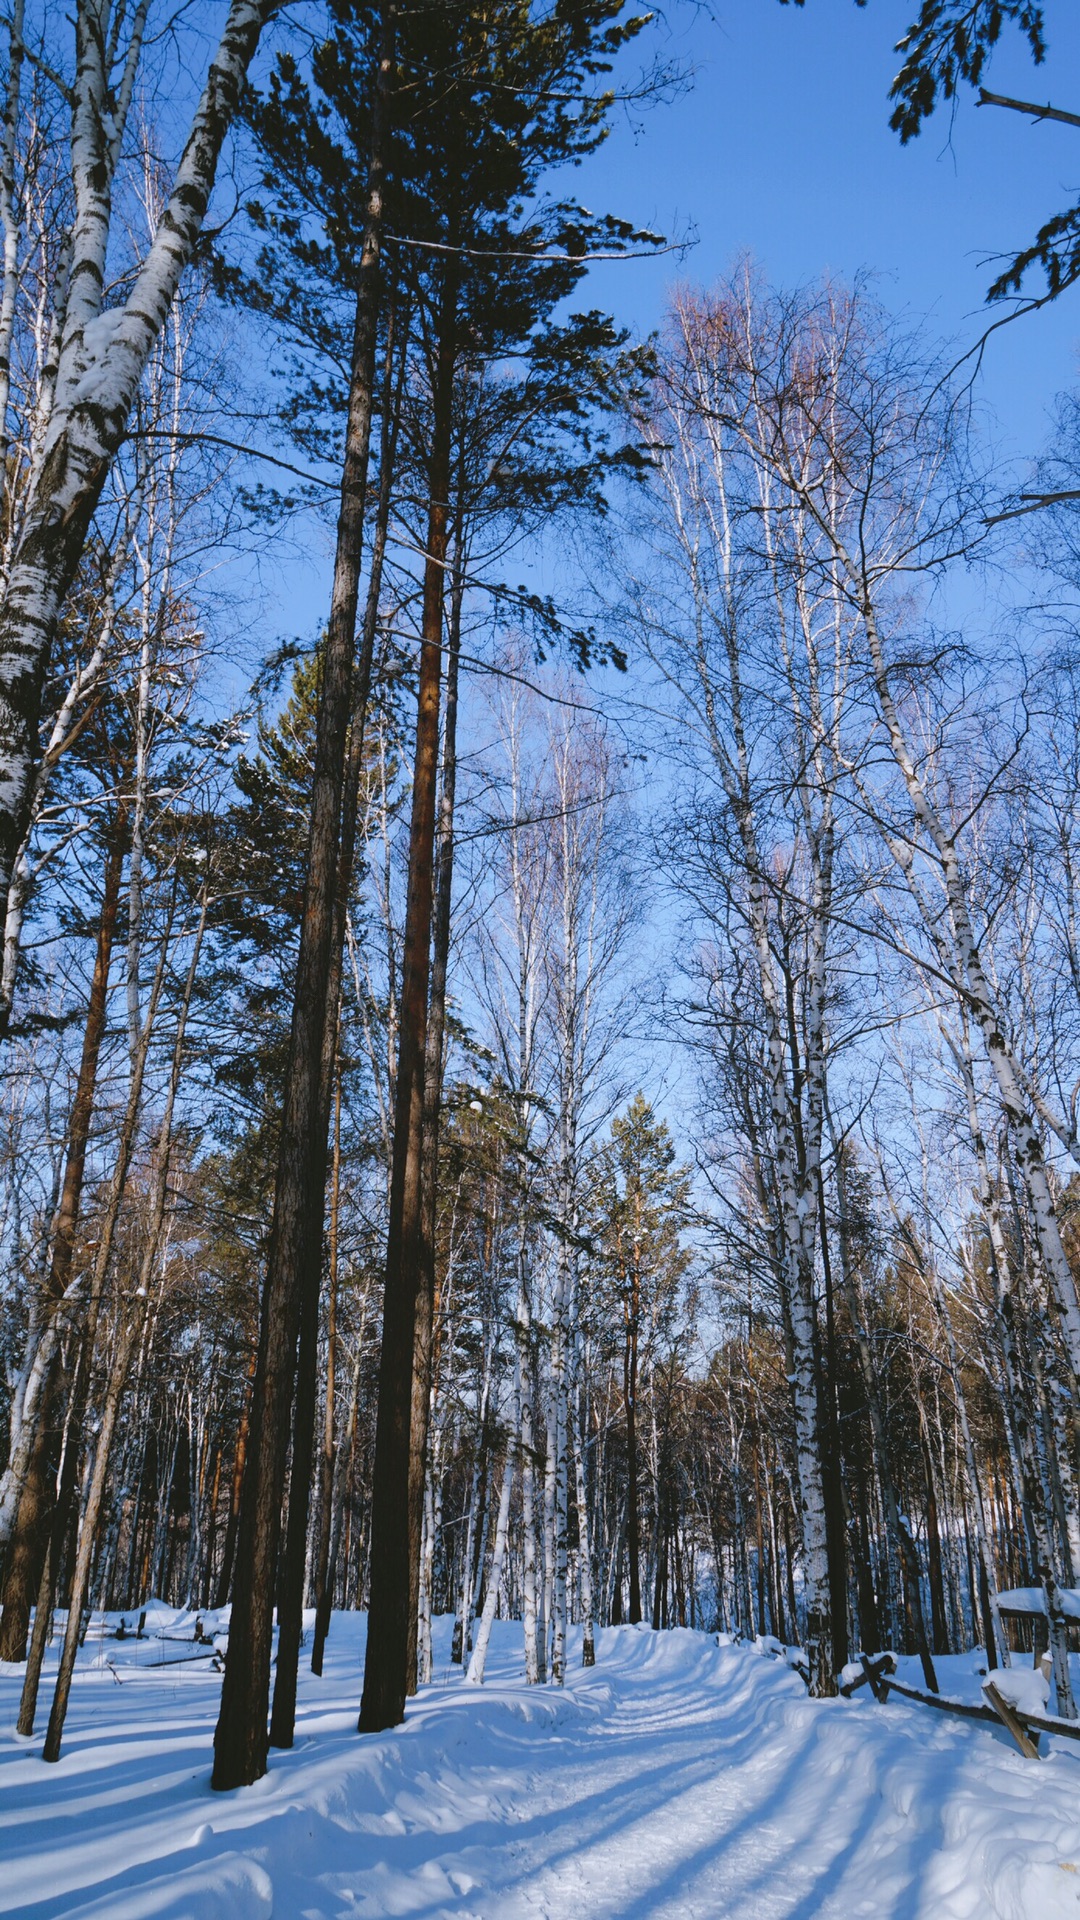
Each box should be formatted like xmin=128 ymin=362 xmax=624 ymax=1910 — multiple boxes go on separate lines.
xmin=832 ymin=558 xmax=1080 ymax=1393
xmin=550 ymin=1281 xmax=569 ymax=1685
xmin=648 ymin=384 xmax=838 ymax=1690
xmin=0 ymin=0 xmax=25 ymax=483
xmin=0 ymin=0 xmax=276 ymax=896
xmin=573 ymin=1370 xmax=596 ymax=1665
xmin=455 ymin=1344 xmax=492 ymax=1665
xmin=517 ymin=1255 xmax=541 ymax=1686
xmin=417 ymin=1440 xmax=437 ymax=1686
xmin=541 ymin=1360 xmax=557 ymax=1677
xmin=466 ymin=1449 xmax=514 ymax=1687
xmin=0 ymin=511 xmax=131 ymax=1031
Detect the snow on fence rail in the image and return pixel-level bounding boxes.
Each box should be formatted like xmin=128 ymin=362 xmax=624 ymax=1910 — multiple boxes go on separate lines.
xmin=996 ymin=1588 xmax=1080 ymax=1620
xmin=43 ymin=1599 xmax=229 ymax=1674
xmin=869 ymin=1651 xmax=1080 ymax=1761
xmin=752 ymin=1634 xmax=1080 ymax=1763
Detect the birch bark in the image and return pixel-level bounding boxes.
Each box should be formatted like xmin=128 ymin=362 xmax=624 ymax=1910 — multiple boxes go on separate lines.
xmin=947 ymin=1015 xmax=1075 ymax=1711
xmin=573 ymin=1369 xmax=596 ymax=1665
xmin=661 ymin=542 xmax=832 ymax=1673
xmin=0 ymin=0 xmax=278 ymax=902
xmin=466 ymin=1444 xmax=513 ymax=1686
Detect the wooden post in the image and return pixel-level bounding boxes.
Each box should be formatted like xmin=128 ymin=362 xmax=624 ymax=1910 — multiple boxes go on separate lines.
xmin=983 ymin=1681 xmax=1041 ymax=1759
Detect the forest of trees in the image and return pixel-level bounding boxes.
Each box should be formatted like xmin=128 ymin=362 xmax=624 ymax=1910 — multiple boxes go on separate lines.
xmin=3 ymin=0 xmax=1080 ymax=1794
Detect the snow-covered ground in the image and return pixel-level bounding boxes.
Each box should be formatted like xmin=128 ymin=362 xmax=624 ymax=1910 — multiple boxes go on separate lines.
xmin=2 ymin=1614 xmax=1080 ymax=1919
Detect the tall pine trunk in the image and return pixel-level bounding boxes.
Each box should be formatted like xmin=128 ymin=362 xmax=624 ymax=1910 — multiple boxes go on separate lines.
xmin=309 ymin=1070 xmax=341 ymax=1679
xmin=358 ymin=260 xmax=457 ymax=1735
xmin=309 ymin=298 xmax=401 ymax=1682
xmin=211 ymin=23 xmax=389 ymax=1789
xmin=406 ymin=551 xmax=462 ymax=1693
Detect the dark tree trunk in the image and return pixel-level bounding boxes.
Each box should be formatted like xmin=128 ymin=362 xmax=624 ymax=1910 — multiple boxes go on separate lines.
xmin=406 ymin=550 xmax=463 ymax=1694
xmin=279 ymin=274 xmax=403 ymax=1725
xmin=0 ymin=804 xmax=127 ymax=1660
xmin=816 ymin=1176 xmax=849 ymax=1675
xmin=673 ymin=1519 xmax=687 ymax=1628
xmin=0 ymin=1411 xmax=54 ymax=1663
xmin=358 ymin=260 xmax=457 ymax=1735
xmin=625 ymin=1314 xmax=642 ymax=1625
xmin=275 ymin=342 xmax=406 ymax=1747
xmin=923 ymin=1436 xmax=949 ymax=1655
xmin=309 ymin=1073 xmax=341 ymax=1680
xmin=848 ymin=1443 xmax=880 ymax=1652
xmin=267 ymin=909 xmax=348 ymax=1748
xmin=267 ymin=1187 xmax=325 ymax=1750
xmin=977 ymin=1535 xmax=999 ymax=1669
xmin=214 ymin=1353 xmax=255 ymax=1609
xmin=211 ymin=25 xmax=388 ymax=1790
xmin=202 ymin=1441 xmax=223 ymax=1609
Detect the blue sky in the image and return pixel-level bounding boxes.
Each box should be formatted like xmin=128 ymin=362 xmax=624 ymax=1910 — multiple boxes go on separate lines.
xmin=256 ymin=3 xmax=1080 ymax=649
xmin=529 ymin=1 xmax=1080 ymax=1133
xmin=230 ymin=3 xmax=1080 ymax=1149
xmin=567 ymin=0 xmax=1080 ymax=461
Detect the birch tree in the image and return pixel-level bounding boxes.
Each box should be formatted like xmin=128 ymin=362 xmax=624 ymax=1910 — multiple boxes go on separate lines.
xmin=631 ymin=291 xmax=865 ymax=1690
xmin=0 ymin=0 xmax=281 ymax=908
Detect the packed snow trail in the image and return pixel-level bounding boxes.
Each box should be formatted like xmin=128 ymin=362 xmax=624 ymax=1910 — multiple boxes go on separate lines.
xmin=2 ymin=1617 xmax=1080 ymax=1918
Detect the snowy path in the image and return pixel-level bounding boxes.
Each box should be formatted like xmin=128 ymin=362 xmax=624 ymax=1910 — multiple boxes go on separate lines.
xmin=2 ymin=1618 xmax=1080 ymax=1918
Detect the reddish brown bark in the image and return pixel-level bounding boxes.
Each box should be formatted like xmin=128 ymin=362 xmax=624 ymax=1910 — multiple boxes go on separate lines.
xmin=0 ymin=803 xmax=127 ymax=1661
xmin=210 ymin=16 xmax=390 ymax=1791
xmin=406 ymin=554 xmax=462 ymax=1694
xmin=359 ymin=268 xmax=457 ymax=1735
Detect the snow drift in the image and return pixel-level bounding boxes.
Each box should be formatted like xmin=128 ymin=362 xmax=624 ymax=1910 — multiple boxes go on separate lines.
xmin=2 ymin=1614 xmax=1080 ymax=1918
